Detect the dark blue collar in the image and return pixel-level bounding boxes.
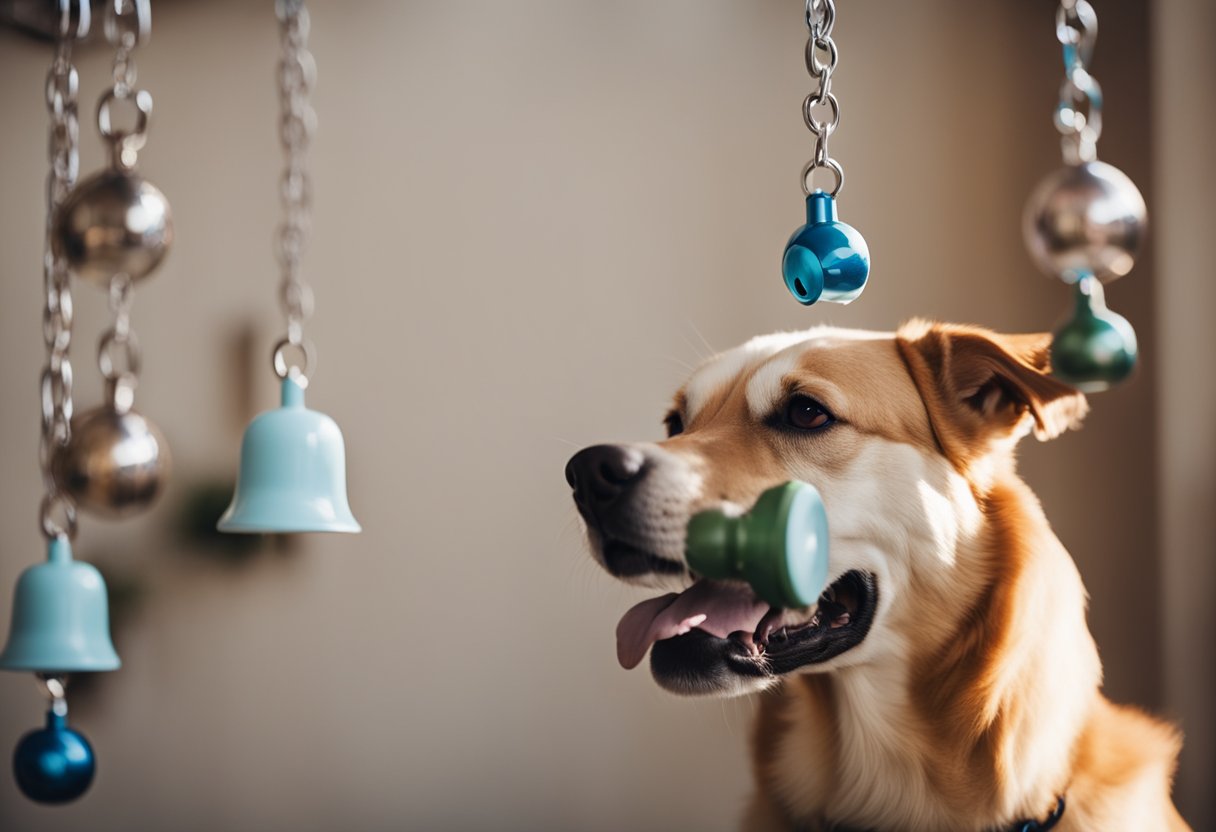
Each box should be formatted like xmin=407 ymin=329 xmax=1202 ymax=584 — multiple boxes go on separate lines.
xmin=1011 ymin=796 xmax=1065 ymax=832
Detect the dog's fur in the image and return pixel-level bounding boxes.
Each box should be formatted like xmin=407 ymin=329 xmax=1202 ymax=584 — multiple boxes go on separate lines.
xmin=569 ymin=322 xmax=1187 ymax=831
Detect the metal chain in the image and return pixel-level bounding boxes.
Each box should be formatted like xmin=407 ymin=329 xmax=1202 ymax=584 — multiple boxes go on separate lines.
xmin=39 ymin=26 xmax=81 ymax=542
xmin=35 ymin=673 xmax=70 ymax=717
xmin=98 ymin=274 xmax=141 ymax=413
xmin=801 ymin=0 xmax=844 ymax=196
xmin=92 ymin=0 xmax=150 ymax=417
xmin=273 ymin=0 xmax=318 ymax=383
xmin=99 ymin=0 xmax=152 ymax=170
xmin=1054 ymin=0 xmax=1102 ymax=164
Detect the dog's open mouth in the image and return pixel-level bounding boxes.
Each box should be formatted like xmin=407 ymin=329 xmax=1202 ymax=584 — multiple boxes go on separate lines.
xmin=616 ymin=570 xmax=877 ymax=691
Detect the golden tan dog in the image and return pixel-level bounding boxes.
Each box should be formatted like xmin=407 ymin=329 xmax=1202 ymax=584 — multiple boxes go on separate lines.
xmin=565 ymin=321 xmax=1187 ymax=831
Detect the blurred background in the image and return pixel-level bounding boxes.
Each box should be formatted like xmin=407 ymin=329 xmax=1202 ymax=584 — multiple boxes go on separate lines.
xmin=0 ymin=0 xmax=1211 ymax=829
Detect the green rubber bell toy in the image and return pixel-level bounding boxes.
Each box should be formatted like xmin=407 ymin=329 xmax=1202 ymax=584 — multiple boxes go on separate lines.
xmin=685 ymin=481 xmax=829 ymax=608
xmin=1050 ymin=275 xmax=1137 ymax=392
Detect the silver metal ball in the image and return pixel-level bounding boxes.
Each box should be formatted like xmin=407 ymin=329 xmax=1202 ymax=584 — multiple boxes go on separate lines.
xmin=53 ymin=406 xmax=170 ymax=518
xmin=54 ymin=167 xmax=173 ymax=285
xmin=1023 ymin=160 xmax=1146 ymax=283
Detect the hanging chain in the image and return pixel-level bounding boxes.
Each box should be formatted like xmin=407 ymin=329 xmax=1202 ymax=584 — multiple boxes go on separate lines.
xmin=39 ymin=22 xmax=82 ymax=542
xmin=36 ymin=674 xmax=70 ymax=717
xmin=801 ymin=0 xmax=843 ymax=196
xmin=273 ymin=0 xmax=318 ymax=383
xmin=99 ymin=274 xmax=141 ymax=413
xmin=93 ymin=0 xmax=151 ymax=414
xmin=1054 ymin=0 xmax=1102 ymax=164
xmin=98 ymin=0 xmax=152 ymax=171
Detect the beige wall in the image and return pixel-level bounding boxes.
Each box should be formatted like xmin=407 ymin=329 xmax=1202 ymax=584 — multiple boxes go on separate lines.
xmin=1155 ymin=0 xmax=1216 ymax=827
xmin=0 ymin=1 xmax=1200 ymax=829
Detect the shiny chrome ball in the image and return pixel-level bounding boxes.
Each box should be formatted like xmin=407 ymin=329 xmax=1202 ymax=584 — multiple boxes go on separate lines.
xmin=53 ymin=407 xmax=170 ymax=517
xmin=54 ymin=167 xmax=173 ymax=285
xmin=1023 ymin=161 xmax=1146 ymax=283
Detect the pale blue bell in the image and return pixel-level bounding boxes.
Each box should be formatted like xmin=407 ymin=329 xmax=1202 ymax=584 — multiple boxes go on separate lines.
xmin=218 ymin=376 xmax=361 ymax=534
xmin=0 ymin=538 xmax=121 ymax=673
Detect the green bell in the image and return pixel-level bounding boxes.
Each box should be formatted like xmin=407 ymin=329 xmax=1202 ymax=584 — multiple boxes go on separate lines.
xmin=1050 ymin=276 xmax=1137 ymax=393
xmin=685 ymin=481 xmax=829 ymax=608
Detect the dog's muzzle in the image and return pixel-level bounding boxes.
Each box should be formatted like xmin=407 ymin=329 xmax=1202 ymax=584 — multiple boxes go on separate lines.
xmin=565 ymin=443 xmax=691 ymax=579
xmin=567 ymin=443 xmax=879 ymax=693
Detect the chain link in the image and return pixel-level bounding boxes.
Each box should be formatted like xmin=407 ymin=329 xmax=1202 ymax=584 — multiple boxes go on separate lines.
xmin=35 ymin=673 xmax=70 ymax=717
xmin=801 ymin=0 xmax=844 ymax=196
xmin=99 ymin=0 xmax=152 ymax=170
xmin=1054 ymin=0 xmax=1102 ymax=164
xmin=39 ymin=32 xmax=80 ymax=541
xmin=273 ymin=0 xmax=318 ymax=381
xmin=98 ymin=274 xmax=141 ymax=412
xmin=89 ymin=0 xmax=151 ymax=418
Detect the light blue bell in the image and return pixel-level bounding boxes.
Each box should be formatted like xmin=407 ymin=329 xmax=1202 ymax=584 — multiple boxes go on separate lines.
xmin=0 ymin=538 xmax=120 ymax=673
xmin=217 ymin=376 xmax=361 ymax=534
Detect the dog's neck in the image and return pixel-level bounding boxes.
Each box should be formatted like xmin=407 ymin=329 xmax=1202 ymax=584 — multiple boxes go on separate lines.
xmin=763 ymin=475 xmax=1101 ymax=831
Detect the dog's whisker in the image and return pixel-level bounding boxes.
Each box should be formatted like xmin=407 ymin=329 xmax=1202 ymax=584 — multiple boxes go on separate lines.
xmin=686 ymin=318 xmax=716 ymax=360
xmin=665 ymin=355 xmax=697 ymax=373
xmin=556 ymin=510 xmax=583 ymax=543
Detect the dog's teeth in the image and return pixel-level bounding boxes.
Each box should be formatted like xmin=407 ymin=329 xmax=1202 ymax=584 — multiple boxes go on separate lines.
xmin=757 ymin=622 xmax=774 ymax=645
xmin=754 ymin=607 xmax=785 ymax=645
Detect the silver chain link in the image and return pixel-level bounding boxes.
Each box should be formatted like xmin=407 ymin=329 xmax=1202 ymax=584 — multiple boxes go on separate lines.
xmin=98 ymin=274 xmax=141 ymax=413
xmin=273 ymin=0 xmax=318 ymax=382
xmin=99 ymin=0 xmax=152 ymax=170
xmin=1054 ymin=0 xmax=1102 ymax=164
xmin=39 ymin=29 xmax=81 ymax=542
xmin=36 ymin=673 xmax=70 ymax=717
xmin=92 ymin=0 xmax=150 ymax=415
xmin=801 ymin=0 xmax=844 ymax=196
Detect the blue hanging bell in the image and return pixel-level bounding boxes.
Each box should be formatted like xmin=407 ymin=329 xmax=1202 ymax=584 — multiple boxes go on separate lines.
xmin=13 ymin=708 xmax=96 ymax=804
xmin=218 ymin=376 xmax=361 ymax=534
xmin=0 ymin=538 xmax=120 ymax=673
xmin=782 ymin=191 xmax=870 ymax=305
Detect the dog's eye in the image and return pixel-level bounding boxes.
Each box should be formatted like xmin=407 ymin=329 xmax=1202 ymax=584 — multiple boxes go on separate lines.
xmin=663 ymin=411 xmax=684 ymax=437
xmin=785 ymin=395 xmax=834 ymax=431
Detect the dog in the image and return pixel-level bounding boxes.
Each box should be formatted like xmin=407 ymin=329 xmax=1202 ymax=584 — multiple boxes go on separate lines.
xmin=565 ymin=321 xmax=1187 ymax=831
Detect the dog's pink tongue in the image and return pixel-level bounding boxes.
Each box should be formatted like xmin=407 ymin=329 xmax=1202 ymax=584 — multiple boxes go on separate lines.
xmin=616 ymin=580 xmax=770 ymax=670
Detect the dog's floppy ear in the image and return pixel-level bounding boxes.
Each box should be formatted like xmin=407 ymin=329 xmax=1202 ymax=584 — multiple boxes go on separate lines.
xmin=896 ymin=319 xmax=1088 ymax=468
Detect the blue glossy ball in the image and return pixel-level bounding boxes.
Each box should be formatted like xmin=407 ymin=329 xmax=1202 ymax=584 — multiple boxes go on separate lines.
xmin=782 ymin=191 xmax=870 ymax=305
xmin=12 ymin=712 xmax=96 ymax=804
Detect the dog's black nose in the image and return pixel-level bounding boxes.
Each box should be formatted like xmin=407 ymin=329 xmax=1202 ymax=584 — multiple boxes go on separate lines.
xmin=565 ymin=444 xmax=647 ymax=508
